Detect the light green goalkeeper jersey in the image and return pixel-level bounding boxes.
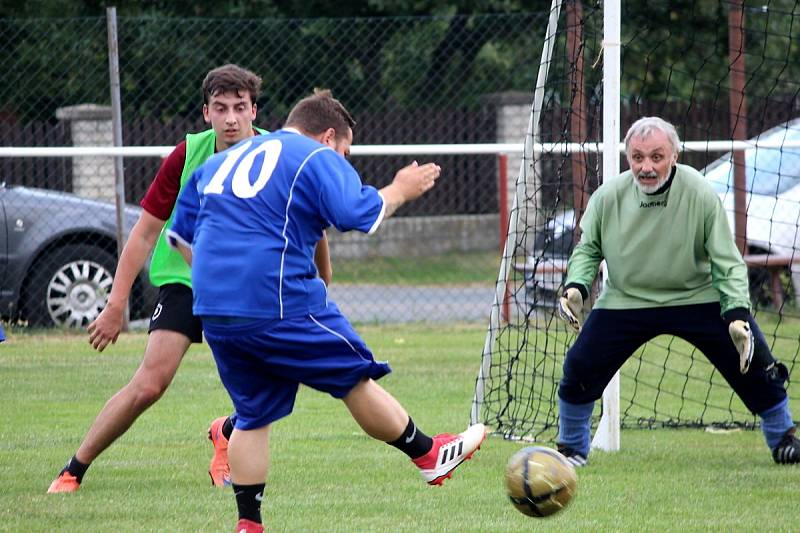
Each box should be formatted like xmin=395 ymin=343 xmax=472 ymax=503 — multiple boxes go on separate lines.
xmin=565 ymin=163 xmax=751 ymax=316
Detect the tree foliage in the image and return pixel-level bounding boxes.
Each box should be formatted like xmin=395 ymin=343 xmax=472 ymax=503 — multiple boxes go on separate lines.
xmin=1 ymin=0 xmax=798 ymax=129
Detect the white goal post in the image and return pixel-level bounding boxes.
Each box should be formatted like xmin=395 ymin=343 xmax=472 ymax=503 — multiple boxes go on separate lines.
xmin=593 ymin=0 xmax=621 ymax=453
xmin=466 ymin=0 xmax=626 ymax=452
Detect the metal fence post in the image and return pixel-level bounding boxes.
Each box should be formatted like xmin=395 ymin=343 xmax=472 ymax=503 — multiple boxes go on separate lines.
xmin=106 ymin=6 xmax=129 ymax=330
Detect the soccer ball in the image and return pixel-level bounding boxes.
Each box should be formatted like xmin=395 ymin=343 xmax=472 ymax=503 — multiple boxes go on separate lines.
xmin=504 ymin=446 xmax=577 ymax=518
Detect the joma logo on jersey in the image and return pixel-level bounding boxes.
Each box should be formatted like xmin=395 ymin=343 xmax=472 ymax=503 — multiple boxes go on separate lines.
xmin=639 ymin=200 xmax=667 ymax=208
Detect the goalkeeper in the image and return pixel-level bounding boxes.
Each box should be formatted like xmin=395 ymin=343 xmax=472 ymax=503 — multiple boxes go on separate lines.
xmin=556 ymin=116 xmax=798 ymax=466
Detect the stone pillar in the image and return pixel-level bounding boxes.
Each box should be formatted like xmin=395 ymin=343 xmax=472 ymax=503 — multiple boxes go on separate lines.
xmin=55 ymin=104 xmax=115 ymax=202
xmin=484 ymin=92 xmax=532 ymax=214
xmin=483 ymin=91 xmax=540 ymax=255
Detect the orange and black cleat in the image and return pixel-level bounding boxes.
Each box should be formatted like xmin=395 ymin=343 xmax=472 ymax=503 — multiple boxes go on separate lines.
xmin=47 ymin=470 xmax=80 ymax=494
xmin=208 ymin=416 xmax=231 ymax=487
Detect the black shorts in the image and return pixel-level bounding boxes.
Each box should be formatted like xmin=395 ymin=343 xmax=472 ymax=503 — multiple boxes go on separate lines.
xmin=148 ymin=283 xmax=203 ymax=343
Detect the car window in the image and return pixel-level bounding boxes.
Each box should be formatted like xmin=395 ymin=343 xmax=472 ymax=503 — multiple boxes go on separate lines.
xmin=535 ymin=211 xmax=575 ymax=258
xmin=704 ymin=122 xmax=800 ymax=196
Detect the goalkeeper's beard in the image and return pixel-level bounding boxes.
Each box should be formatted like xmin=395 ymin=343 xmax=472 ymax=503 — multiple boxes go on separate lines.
xmin=634 ymin=170 xmax=669 ymax=194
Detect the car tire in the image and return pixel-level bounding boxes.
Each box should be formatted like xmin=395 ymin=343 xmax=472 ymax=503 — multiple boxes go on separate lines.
xmin=22 ymin=244 xmax=116 ymax=328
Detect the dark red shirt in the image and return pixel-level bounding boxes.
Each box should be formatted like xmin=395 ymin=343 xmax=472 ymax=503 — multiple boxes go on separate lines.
xmin=140 ymin=141 xmax=188 ymax=221
xmin=140 ymin=129 xmax=262 ymax=221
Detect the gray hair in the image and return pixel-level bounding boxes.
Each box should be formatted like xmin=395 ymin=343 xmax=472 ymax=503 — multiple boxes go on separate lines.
xmin=624 ymin=116 xmax=681 ymax=155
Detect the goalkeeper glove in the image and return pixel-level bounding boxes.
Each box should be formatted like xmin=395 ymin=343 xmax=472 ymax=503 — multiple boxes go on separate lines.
xmin=558 ymin=287 xmax=584 ymax=333
xmin=728 ymin=319 xmax=754 ymax=374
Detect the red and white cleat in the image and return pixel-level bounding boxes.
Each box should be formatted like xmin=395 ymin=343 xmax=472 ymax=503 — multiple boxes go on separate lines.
xmin=236 ymin=518 xmax=264 ymax=533
xmin=412 ymin=423 xmax=487 ymax=486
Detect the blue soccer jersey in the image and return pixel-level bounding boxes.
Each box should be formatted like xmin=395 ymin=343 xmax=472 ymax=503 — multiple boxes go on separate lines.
xmin=168 ymin=128 xmax=385 ymax=319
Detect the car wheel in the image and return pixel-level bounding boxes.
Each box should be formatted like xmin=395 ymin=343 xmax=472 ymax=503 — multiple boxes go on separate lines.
xmin=23 ymin=244 xmax=116 ymax=327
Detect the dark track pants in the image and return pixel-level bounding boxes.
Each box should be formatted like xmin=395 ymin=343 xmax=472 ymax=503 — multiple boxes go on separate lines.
xmin=558 ymin=302 xmax=787 ymax=415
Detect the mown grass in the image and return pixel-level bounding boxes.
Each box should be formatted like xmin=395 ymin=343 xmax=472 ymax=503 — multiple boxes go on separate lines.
xmin=1 ymin=324 xmax=798 ymax=532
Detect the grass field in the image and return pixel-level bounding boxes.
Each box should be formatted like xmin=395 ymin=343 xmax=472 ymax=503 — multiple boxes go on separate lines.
xmin=2 ymin=324 xmax=798 ymax=532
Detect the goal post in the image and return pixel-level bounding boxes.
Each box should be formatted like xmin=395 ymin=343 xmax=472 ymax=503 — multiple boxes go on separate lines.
xmin=591 ymin=0 xmax=621 ymax=453
xmin=470 ymin=0 xmax=622 ymax=446
xmin=470 ymin=0 xmax=800 ymax=447
xmin=471 ymin=0 xmax=565 ymax=427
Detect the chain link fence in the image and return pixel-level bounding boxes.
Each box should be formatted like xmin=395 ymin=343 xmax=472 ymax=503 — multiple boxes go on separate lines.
xmin=0 ymin=12 xmax=551 ymax=327
xmin=3 ymin=6 xmax=800 ymax=328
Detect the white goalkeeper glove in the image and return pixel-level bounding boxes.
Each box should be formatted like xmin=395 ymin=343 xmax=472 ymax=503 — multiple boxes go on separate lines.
xmin=558 ymin=287 xmax=584 ymax=333
xmin=728 ymin=319 xmax=754 ymax=374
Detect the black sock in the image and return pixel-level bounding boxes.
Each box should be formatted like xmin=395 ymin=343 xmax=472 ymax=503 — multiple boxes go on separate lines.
xmin=222 ymin=416 xmax=235 ymax=440
xmin=64 ymin=455 xmax=90 ymax=483
xmin=388 ymin=417 xmax=433 ymax=459
xmin=233 ymin=483 xmax=265 ymax=524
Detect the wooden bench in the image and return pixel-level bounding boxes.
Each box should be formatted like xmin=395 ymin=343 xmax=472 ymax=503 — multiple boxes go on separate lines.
xmin=513 ymin=259 xmax=568 ymax=276
xmin=514 ymin=254 xmax=799 ymax=309
xmin=742 ymin=254 xmax=798 ymax=309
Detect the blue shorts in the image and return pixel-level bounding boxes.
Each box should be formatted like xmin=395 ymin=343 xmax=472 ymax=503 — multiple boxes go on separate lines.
xmin=202 ymin=302 xmax=391 ymax=430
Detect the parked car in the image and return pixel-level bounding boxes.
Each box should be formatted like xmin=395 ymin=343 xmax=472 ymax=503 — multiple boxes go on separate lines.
xmin=520 ymin=210 xmax=575 ymax=310
xmin=704 ymin=117 xmax=800 ymax=258
xmin=0 ymin=183 xmax=157 ymax=327
xmin=523 ymin=117 xmax=800 ymax=309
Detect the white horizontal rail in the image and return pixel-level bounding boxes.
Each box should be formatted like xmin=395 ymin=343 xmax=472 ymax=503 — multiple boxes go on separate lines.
xmin=0 ymin=146 xmax=175 ymax=157
xmin=2 ymin=139 xmax=800 ymax=158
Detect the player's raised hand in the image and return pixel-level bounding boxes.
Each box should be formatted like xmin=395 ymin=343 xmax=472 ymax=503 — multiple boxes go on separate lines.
xmin=378 ymin=161 xmax=442 ymax=219
xmin=87 ymin=301 xmax=124 ymax=352
xmin=391 ymin=160 xmax=441 ymax=202
xmin=558 ymin=287 xmax=583 ymax=333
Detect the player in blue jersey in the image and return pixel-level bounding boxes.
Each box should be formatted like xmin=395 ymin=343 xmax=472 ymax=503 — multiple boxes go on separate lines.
xmin=168 ymin=89 xmax=487 ymax=533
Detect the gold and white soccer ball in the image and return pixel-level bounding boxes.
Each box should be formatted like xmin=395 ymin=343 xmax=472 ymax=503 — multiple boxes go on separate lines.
xmin=504 ymin=446 xmax=577 ymax=518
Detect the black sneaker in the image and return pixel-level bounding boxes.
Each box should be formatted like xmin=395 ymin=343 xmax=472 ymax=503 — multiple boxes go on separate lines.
xmin=557 ymin=443 xmax=588 ymax=467
xmin=772 ymin=427 xmax=800 ymax=464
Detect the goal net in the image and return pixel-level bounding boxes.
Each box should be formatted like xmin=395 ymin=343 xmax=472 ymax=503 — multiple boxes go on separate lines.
xmin=472 ymin=0 xmax=800 ymax=443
